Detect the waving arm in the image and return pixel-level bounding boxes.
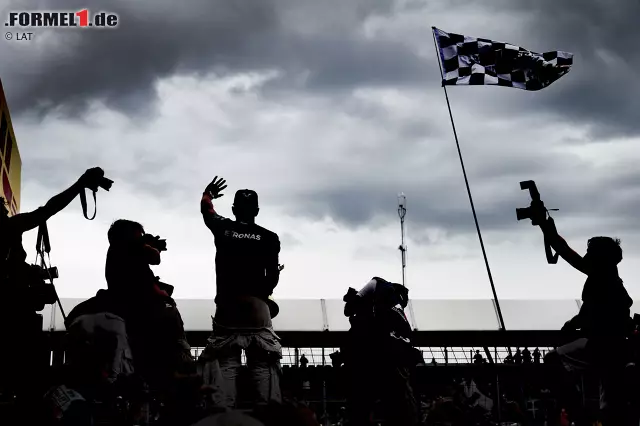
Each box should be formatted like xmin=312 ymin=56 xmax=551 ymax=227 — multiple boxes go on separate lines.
xmin=201 ymin=176 xmax=228 ymax=232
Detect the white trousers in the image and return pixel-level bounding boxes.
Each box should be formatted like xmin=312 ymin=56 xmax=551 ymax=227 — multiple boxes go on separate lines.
xmin=200 ymin=326 xmax=282 ymax=409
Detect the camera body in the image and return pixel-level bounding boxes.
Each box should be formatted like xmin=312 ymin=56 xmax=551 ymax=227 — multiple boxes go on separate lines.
xmin=98 ymin=177 xmax=114 ymax=192
xmin=155 ymin=279 xmax=174 ymax=297
xmin=516 ymin=180 xmax=546 ymax=226
xmin=35 ymin=265 xmax=59 ymax=280
xmin=85 ymin=168 xmax=113 ymax=193
xmin=343 ymin=287 xmax=359 ymax=304
xmin=141 ymin=234 xmax=167 ymax=252
xmin=25 ymin=264 xmax=58 ymax=311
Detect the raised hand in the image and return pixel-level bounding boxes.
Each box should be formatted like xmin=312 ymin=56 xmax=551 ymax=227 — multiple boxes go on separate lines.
xmin=205 ymin=176 xmax=228 ymax=199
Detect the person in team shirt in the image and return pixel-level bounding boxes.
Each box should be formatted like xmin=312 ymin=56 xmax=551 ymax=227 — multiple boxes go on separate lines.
xmin=199 ymin=176 xmax=283 ymax=411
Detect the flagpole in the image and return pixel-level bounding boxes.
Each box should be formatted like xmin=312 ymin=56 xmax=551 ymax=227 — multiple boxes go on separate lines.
xmin=431 ymin=28 xmax=506 ymax=332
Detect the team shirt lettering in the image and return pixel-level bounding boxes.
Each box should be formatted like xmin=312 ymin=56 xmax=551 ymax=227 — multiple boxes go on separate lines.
xmin=224 ymin=230 xmax=261 ymax=240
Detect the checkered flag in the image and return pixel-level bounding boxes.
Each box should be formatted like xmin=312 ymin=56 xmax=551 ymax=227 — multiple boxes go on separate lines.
xmin=433 ymin=27 xmax=573 ymax=91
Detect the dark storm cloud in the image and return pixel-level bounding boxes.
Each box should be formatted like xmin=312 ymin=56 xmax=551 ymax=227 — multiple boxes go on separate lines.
xmin=3 ymin=0 xmax=636 ymax=137
xmin=474 ymin=0 xmax=640 ymax=138
xmin=0 ymin=0 xmax=428 ymax=117
xmin=289 ymin=149 xmax=640 ymax=238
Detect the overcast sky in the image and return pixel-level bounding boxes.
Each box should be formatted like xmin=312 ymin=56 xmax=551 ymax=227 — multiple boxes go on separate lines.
xmin=1 ymin=0 xmax=639 ymax=305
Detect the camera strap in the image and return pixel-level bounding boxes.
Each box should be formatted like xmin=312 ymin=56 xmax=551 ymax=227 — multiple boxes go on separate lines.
xmin=543 ymin=215 xmax=560 ymax=264
xmin=544 ymin=234 xmax=559 ymax=264
xmin=36 ymin=221 xmax=51 ymax=255
xmin=79 ymin=188 xmax=98 ymax=221
xmin=36 ymin=221 xmax=67 ymax=322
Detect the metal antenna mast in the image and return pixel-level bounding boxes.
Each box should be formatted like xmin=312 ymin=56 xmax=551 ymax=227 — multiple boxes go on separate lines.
xmin=398 ymin=193 xmax=407 ymax=287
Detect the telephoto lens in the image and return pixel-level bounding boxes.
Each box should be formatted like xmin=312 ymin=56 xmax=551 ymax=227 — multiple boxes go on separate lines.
xmin=99 ymin=177 xmax=114 ymax=191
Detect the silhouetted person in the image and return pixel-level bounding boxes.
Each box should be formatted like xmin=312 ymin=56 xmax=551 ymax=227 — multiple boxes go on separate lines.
xmin=0 ymin=167 xmax=105 ymax=419
xmin=504 ymin=354 xmax=513 ymax=365
xmin=104 ymin=220 xmax=201 ymax=424
xmin=198 ymin=176 xmax=282 ymax=410
xmin=330 ymin=351 xmax=343 ymax=368
xmin=522 ymin=347 xmax=532 ymax=364
xmin=538 ymin=213 xmax=633 ymax=425
xmin=533 ymin=348 xmax=541 ymax=364
xmin=473 ymin=350 xmax=484 ymax=365
xmin=300 ymin=354 xmax=309 ymax=368
xmin=431 ymin=358 xmax=437 ymax=365
xmin=342 ymin=277 xmax=420 ymax=426
xmin=50 ymin=292 xmax=141 ymax=425
xmin=103 ymin=220 xmax=194 ymax=391
xmin=62 ymin=291 xmax=136 ymax=396
xmin=64 ymin=220 xmax=197 ymax=426
xmin=514 ymin=348 xmax=522 ymax=365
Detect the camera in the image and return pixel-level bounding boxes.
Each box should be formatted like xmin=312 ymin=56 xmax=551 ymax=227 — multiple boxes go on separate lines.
xmin=343 ymin=287 xmax=358 ymax=304
xmin=516 ymin=180 xmax=547 ymax=226
xmin=25 ymin=264 xmax=58 ymax=311
xmin=155 ymin=278 xmax=174 ymax=297
xmin=35 ymin=266 xmax=59 ymax=280
xmin=79 ymin=169 xmax=113 ymax=221
xmin=98 ymin=177 xmax=114 ymax=192
xmin=141 ymin=234 xmax=167 ymax=252
xmin=517 ymin=180 xmax=560 ymax=264
xmin=85 ymin=168 xmax=113 ymax=193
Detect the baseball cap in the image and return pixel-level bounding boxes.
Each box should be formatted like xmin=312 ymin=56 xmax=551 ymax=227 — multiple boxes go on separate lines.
xmin=233 ymin=189 xmax=259 ymax=208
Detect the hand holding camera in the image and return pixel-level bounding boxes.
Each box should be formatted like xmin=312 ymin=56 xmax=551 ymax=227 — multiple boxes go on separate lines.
xmin=343 ymin=287 xmax=359 ymax=303
xmin=517 ymin=180 xmax=560 ymax=264
xmin=516 ymin=180 xmax=549 ymax=226
xmin=78 ymin=167 xmax=113 ymax=221
xmin=205 ymin=176 xmax=227 ymax=199
xmin=78 ymin=167 xmax=113 ymax=192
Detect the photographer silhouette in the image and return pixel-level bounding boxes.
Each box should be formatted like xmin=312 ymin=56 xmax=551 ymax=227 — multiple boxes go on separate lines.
xmin=531 ymin=201 xmax=633 ymax=425
xmin=103 ymin=220 xmax=194 ymax=388
xmin=1 ymin=167 xmax=108 ymax=285
xmin=342 ymin=277 xmax=420 ymax=426
xmin=0 ymin=167 xmax=109 ymax=419
xmin=537 ymin=216 xmax=632 ymax=336
xmin=55 ymin=220 xmax=197 ymax=424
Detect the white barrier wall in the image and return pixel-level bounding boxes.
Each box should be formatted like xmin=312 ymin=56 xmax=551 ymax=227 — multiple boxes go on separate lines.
xmin=39 ymin=298 xmax=630 ymax=332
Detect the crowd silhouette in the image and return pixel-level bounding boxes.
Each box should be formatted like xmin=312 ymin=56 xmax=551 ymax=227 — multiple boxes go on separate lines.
xmin=0 ymin=167 xmax=639 ymax=425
